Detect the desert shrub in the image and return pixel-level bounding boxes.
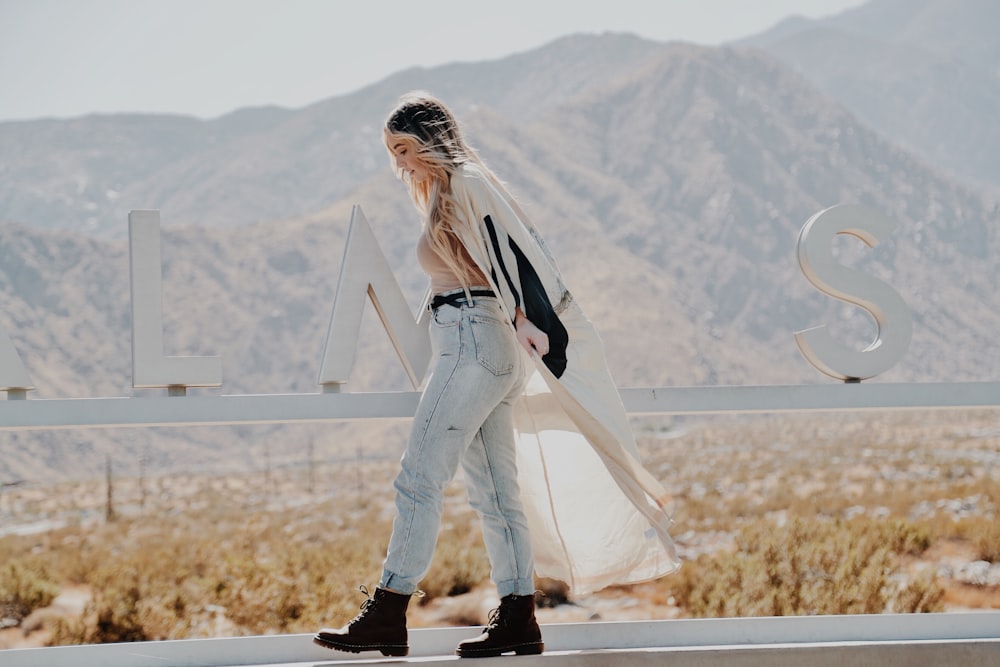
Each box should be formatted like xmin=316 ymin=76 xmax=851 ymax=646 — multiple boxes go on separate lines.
xmin=918 ymin=513 xmax=1000 ymax=563
xmin=943 ymin=514 xmax=1000 ymax=563
xmin=88 ymin=581 xmax=150 ymax=643
xmin=969 ymin=516 xmax=1000 ymax=562
xmin=417 ymin=521 xmax=490 ymax=602
xmin=47 ymin=615 xmax=88 ymax=646
xmin=49 ymin=569 xmax=156 ymax=645
xmin=670 ymin=517 xmax=942 ymax=617
xmin=210 ymin=548 xmax=321 ymax=634
xmin=69 ymin=561 xmax=195 ymax=644
xmin=0 ymin=560 xmax=59 ymax=624
xmin=534 ymin=577 xmax=570 ymax=607
xmin=892 ymin=569 xmax=945 ymax=613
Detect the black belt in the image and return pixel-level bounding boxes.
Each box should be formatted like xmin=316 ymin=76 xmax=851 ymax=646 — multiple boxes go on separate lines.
xmin=430 ymin=289 xmax=496 ymax=310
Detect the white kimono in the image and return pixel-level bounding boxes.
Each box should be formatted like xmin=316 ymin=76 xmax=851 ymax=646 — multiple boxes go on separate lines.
xmin=448 ymin=162 xmax=681 ymax=594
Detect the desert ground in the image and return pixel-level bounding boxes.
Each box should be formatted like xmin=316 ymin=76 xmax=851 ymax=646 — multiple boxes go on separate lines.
xmin=2 ymin=410 xmax=998 ymax=649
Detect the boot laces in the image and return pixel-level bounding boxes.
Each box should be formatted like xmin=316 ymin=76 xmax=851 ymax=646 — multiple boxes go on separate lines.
xmin=484 ymin=591 xmax=542 ymax=630
xmin=484 ymin=605 xmax=506 ymax=630
xmin=485 ymin=594 xmax=522 ymax=630
xmin=350 ymin=585 xmax=376 ymax=624
xmin=349 ymin=584 xmax=424 ymax=624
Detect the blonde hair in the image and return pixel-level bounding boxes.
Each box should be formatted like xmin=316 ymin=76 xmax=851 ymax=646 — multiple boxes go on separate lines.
xmin=384 ymin=92 xmax=504 ymax=288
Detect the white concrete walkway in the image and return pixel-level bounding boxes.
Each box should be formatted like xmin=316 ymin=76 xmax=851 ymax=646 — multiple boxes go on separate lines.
xmin=3 ymin=612 xmax=998 ymax=667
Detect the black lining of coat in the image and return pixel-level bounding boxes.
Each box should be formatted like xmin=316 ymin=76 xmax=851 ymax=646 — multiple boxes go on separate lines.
xmin=483 ymin=214 xmax=568 ymax=378
xmin=484 ymin=215 xmax=521 ymax=310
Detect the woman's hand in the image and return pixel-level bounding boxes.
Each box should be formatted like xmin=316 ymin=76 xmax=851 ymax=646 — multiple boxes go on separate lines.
xmin=514 ymin=309 xmax=549 ymax=357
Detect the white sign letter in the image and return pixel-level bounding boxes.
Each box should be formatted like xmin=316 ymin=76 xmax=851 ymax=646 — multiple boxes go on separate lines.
xmin=318 ymin=205 xmax=431 ymax=390
xmin=129 ymin=210 xmax=222 ymax=389
xmin=794 ymin=204 xmax=912 ymax=381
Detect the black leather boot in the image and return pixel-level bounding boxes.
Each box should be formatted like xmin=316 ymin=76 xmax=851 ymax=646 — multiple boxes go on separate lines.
xmin=314 ymin=586 xmax=411 ymax=657
xmin=456 ymin=592 xmax=544 ymax=658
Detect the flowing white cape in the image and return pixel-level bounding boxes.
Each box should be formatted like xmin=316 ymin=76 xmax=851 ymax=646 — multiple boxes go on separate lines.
xmin=447 ymin=163 xmax=680 ymax=594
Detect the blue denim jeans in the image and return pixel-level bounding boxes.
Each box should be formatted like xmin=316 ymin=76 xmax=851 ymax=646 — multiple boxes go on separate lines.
xmin=380 ymin=290 xmax=534 ymax=598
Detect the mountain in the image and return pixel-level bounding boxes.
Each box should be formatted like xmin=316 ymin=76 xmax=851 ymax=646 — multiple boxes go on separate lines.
xmin=739 ymin=0 xmax=1000 ymax=192
xmin=529 ymin=43 xmax=998 ymax=383
xmin=782 ymin=0 xmax=1000 ymax=67
xmin=2 ymin=28 xmax=999 ymax=483
xmin=0 ymin=33 xmax=664 ymax=237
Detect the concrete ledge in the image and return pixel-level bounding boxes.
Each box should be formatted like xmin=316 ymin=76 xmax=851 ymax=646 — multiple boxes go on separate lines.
xmin=2 ymin=613 xmax=999 ymax=667
xmin=479 ymin=640 xmax=1000 ymax=667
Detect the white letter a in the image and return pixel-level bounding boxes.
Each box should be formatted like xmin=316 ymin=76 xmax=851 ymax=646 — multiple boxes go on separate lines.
xmin=318 ymin=206 xmax=431 ymax=390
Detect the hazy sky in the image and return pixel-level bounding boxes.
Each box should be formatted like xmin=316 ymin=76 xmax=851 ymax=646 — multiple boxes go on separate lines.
xmin=0 ymin=0 xmax=866 ymax=122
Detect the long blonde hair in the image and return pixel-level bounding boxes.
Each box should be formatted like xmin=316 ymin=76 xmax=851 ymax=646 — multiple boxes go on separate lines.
xmin=383 ymin=92 xmax=502 ymax=287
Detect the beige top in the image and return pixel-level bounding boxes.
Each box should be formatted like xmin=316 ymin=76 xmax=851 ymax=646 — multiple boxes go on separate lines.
xmin=416 ymin=228 xmax=487 ymax=293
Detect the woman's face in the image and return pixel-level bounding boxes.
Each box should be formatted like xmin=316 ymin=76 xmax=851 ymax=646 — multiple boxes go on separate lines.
xmin=388 ymin=137 xmax=430 ymax=183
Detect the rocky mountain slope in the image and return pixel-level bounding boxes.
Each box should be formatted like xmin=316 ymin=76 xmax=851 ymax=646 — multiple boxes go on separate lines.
xmin=740 ymin=0 xmax=1000 ymax=191
xmin=0 ymin=33 xmax=664 ymax=237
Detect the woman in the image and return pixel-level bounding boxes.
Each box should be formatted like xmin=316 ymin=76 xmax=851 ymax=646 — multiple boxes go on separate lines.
xmin=315 ymin=92 xmax=679 ymax=659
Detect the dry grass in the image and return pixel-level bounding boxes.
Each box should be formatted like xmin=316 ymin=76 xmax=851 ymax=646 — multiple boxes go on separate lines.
xmin=0 ymin=561 xmax=58 ymax=626
xmin=0 ymin=410 xmax=998 ymax=647
xmin=667 ymin=517 xmax=942 ymax=617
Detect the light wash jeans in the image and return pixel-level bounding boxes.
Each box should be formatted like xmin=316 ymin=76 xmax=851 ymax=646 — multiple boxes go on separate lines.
xmin=380 ymin=289 xmax=534 ymax=598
